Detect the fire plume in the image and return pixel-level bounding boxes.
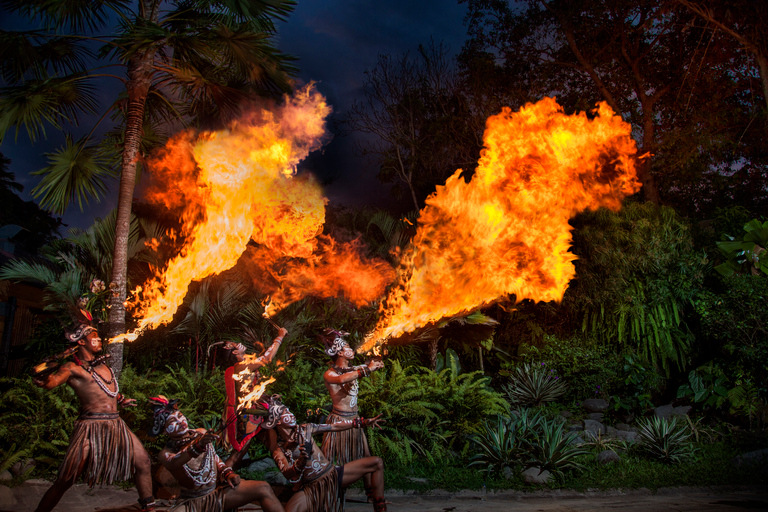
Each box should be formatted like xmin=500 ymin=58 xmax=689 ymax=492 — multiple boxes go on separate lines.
xmin=361 ymin=98 xmax=641 ymax=351
xmin=111 ymin=86 xmax=331 ymax=343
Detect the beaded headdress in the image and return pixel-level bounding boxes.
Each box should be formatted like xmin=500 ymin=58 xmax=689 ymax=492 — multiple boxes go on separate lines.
xmin=319 ymin=328 xmax=350 ymax=357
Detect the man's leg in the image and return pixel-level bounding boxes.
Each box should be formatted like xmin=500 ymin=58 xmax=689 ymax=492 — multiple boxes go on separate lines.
xmin=128 ymin=431 xmax=155 ymax=509
xmin=341 ymin=457 xmax=386 ymax=511
xmin=34 ymin=441 xmax=90 ymax=512
xmin=222 ymin=480 xmax=284 ymax=512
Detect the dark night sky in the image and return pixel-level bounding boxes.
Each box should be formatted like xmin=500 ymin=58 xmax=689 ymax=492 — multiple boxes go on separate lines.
xmin=0 ymin=1 xmax=469 ymax=230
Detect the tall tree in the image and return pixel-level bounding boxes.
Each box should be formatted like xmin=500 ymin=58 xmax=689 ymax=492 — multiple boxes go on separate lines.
xmin=0 ymin=0 xmax=296 ymax=376
xmin=459 ymin=0 xmax=764 ymax=206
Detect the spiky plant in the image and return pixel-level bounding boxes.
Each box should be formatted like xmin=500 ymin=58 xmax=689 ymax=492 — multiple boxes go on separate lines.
xmin=468 ymin=415 xmax=521 ymax=476
xmin=636 ymin=416 xmax=696 ymax=464
xmin=520 ymin=418 xmax=589 ymax=480
xmin=504 ymin=363 xmax=568 ymax=406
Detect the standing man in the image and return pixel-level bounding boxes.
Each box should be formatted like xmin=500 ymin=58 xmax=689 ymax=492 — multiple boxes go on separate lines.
xmin=319 ymin=328 xmax=384 ymax=502
xmin=220 ymin=326 xmax=287 ymax=467
xmin=32 ymin=312 xmax=155 ymax=512
xmin=259 ymin=394 xmax=387 ymax=512
xmin=148 ymin=396 xmax=284 ymax=512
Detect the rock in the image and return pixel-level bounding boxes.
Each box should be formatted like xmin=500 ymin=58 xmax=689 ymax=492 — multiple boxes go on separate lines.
xmin=605 ymin=426 xmax=619 ymax=437
xmin=560 ymin=410 xmax=573 ymax=419
xmin=583 ymin=419 xmax=606 ymax=437
xmin=502 ymin=467 xmax=515 ymax=480
xmin=730 ymin=448 xmax=768 ymax=468
xmin=522 ymin=467 xmax=551 ymax=485
xmin=582 ymin=399 xmax=610 ymax=413
xmin=597 ymin=449 xmax=621 ymax=464
xmin=615 ymin=430 xmax=638 ymax=444
xmin=10 ymin=458 xmax=35 ymax=477
xmin=263 ymin=471 xmax=288 ymax=486
xmin=247 ymin=457 xmax=277 ymax=473
xmin=405 ymin=477 xmax=429 ymax=484
xmin=0 ymin=470 xmax=11 ymax=482
xmin=0 ymin=485 xmax=16 ymax=508
xmin=615 ymin=423 xmax=632 ymax=431
xmin=22 ymin=479 xmax=50 ymax=485
xmin=655 ymin=404 xmax=692 ymax=420
xmin=586 ymin=412 xmax=605 ymax=422
xmin=568 ymin=423 xmax=582 ymax=432
xmin=569 ymin=436 xmax=585 ymax=446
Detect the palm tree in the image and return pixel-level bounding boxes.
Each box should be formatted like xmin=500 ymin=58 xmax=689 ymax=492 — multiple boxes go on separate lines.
xmin=0 ymin=0 xmax=297 ymax=375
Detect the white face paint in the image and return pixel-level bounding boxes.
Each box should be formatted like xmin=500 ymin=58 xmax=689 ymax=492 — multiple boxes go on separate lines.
xmin=340 ymin=342 xmax=355 ymax=360
xmin=165 ymin=410 xmax=189 ymax=436
xmin=279 ymin=409 xmax=297 ymax=427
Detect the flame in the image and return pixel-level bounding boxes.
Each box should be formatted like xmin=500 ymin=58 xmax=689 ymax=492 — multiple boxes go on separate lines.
xmin=360 ymin=98 xmax=641 ymax=351
xmin=110 ymin=86 xmax=333 ymax=343
xmin=233 ymin=372 xmax=277 ymax=412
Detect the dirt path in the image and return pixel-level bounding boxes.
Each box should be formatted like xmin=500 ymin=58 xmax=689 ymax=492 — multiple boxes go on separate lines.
xmin=4 ymin=482 xmax=768 ymax=511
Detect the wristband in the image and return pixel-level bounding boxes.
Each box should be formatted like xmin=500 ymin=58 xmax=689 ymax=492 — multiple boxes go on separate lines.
xmin=220 ymin=467 xmax=233 ymax=478
xmin=353 ymin=417 xmax=365 ymax=428
xmin=117 ymin=393 xmax=125 ymax=404
xmin=188 ymin=442 xmax=202 ymax=458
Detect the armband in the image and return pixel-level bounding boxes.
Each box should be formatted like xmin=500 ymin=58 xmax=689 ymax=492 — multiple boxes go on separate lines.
xmin=353 ymin=417 xmax=365 ymax=428
xmin=356 ymin=366 xmax=371 ymax=378
xmin=117 ymin=393 xmax=125 ymax=404
xmin=220 ymin=467 xmax=234 ymax=479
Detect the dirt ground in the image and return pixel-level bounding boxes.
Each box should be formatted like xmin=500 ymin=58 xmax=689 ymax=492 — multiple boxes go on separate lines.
xmin=4 ymin=482 xmax=768 ymax=512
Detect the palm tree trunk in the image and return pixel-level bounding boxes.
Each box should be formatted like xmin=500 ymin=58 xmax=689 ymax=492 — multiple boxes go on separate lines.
xmin=106 ymin=50 xmax=156 ymax=379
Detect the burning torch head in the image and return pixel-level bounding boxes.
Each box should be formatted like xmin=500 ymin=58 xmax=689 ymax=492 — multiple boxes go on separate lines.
xmin=147 ymin=395 xmax=184 ymax=437
xmin=318 ymin=328 xmax=352 ymax=359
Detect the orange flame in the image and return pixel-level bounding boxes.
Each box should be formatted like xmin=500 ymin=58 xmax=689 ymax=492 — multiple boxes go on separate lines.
xmin=361 ymin=98 xmax=641 ymax=351
xmin=111 ymin=86 xmax=332 ymax=343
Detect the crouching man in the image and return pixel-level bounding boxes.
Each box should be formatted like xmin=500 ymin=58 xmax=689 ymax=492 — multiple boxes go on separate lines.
xmin=259 ymin=394 xmax=387 ymax=512
xmin=148 ymin=396 xmax=284 ymax=512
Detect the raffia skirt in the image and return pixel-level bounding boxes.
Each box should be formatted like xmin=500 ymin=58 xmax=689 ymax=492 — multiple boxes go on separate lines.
xmin=303 ymin=466 xmax=343 ymax=512
xmin=322 ymin=410 xmax=369 ymax=465
xmin=56 ymin=412 xmax=134 ymax=486
xmin=170 ymin=486 xmax=225 ymax=512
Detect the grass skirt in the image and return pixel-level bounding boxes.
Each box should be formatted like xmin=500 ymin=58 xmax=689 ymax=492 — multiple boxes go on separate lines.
xmin=56 ymin=412 xmax=134 ymax=486
xmin=170 ymin=486 xmax=225 ymax=512
xmin=303 ymin=466 xmax=343 ymax=512
xmin=322 ymin=410 xmax=369 ymax=465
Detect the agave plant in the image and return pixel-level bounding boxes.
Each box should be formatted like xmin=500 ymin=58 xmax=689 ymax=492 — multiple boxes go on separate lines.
xmin=519 ymin=418 xmax=589 ymax=480
xmin=504 ymin=363 xmax=568 ymax=406
xmin=636 ymin=416 xmax=696 ymax=464
xmin=468 ymin=415 xmax=520 ymax=476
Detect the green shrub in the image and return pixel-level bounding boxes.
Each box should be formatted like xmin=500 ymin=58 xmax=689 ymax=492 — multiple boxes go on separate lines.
xmin=467 ymin=415 xmax=520 ymax=476
xmin=503 ymin=362 xmax=567 ymax=406
xmin=636 ymin=416 xmax=696 ymax=464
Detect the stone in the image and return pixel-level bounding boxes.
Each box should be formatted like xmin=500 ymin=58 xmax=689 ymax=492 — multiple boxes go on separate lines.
xmin=587 ymin=412 xmax=605 ymax=422
xmin=405 ymin=477 xmax=429 ymax=484
xmin=263 ymin=471 xmax=288 ymax=486
xmin=522 ymin=467 xmax=551 ymax=485
xmin=502 ymin=467 xmax=515 ymax=480
xmin=606 ymin=426 xmax=619 ymax=437
xmin=10 ymin=458 xmax=35 ymax=477
xmin=583 ymin=419 xmax=606 ymax=437
xmin=730 ymin=448 xmax=768 ymax=468
xmin=560 ymin=410 xmax=573 ymax=419
xmin=654 ymin=404 xmax=691 ymax=420
xmin=568 ymin=423 xmax=582 ymax=432
xmin=582 ymin=399 xmax=610 ymax=413
xmin=0 ymin=470 xmax=11 ymax=482
xmin=596 ymin=449 xmax=621 ymax=464
xmin=569 ymin=435 xmax=585 ymax=446
xmin=615 ymin=423 xmax=632 ymax=431
xmin=248 ymin=457 xmax=277 ymax=473
xmin=0 ymin=485 xmax=16 ymax=508
xmin=22 ymin=479 xmax=51 ymax=485
xmin=615 ymin=430 xmax=638 ymax=443
xmin=672 ymin=405 xmax=692 ymax=417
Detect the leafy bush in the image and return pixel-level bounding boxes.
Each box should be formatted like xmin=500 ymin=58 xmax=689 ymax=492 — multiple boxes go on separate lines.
xmin=503 ymin=362 xmax=567 ymax=407
xmin=520 ymin=417 xmax=589 ymax=480
xmin=468 ymin=415 xmax=520 ymax=476
xmin=636 ymin=416 xmax=696 ymax=464
xmin=676 ymin=363 xmax=729 ymax=409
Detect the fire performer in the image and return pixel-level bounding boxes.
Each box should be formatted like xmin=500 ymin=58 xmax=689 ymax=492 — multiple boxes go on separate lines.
xmin=148 ymin=396 xmax=283 ymax=512
xmin=319 ymin=328 xmax=384 ymax=502
xmin=219 ymin=326 xmax=288 ymax=467
xmin=259 ymin=394 xmax=388 ymax=512
xmin=31 ymin=312 xmax=156 ymax=512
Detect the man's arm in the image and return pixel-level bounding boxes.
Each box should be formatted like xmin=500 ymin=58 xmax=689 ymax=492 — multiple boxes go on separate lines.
xmin=306 ymin=415 xmax=385 ymax=433
xmin=323 ymin=360 xmax=384 ymax=385
xmin=158 ymin=431 xmax=218 ymax=471
xmin=33 ymin=362 xmax=76 ymax=390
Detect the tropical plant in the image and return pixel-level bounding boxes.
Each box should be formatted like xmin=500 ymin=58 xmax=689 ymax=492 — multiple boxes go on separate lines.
xmin=581 ymin=430 xmax=622 ymax=453
xmin=504 ymin=363 xmax=567 ymax=407
xmin=0 ymin=0 xmax=298 ymax=373
xmin=519 ymin=418 xmax=589 ymax=480
xmin=636 ymin=416 xmax=696 ymax=464
xmin=609 ymin=354 xmax=663 ymax=414
xmin=676 ymin=363 xmax=729 ymax=409
xmin=715 ymin=219 xmax=768 ymax=277
xmin=467 ymin=415 xmax=520 ymax=476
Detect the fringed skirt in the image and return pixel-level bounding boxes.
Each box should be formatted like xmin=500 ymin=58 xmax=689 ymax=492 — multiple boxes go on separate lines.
xmin=322 ymin=410 xmax=369 ymax=465
xmin=303 ymin=466 xmax=343 ymax=512
xmin=170 ymin=486 xmax=225 ymax=512
xmin=56 ymin=412 xmax=134 ymax=487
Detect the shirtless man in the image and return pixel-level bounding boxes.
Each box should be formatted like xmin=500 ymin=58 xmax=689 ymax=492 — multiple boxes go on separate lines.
xmin=149 ymin=396 xmax=283 ymax=512
xmin=32 ymin=317 xmax=155 ymax=512
xmin=259 ymin=394 xmax=387 ymax=512
xmin=319 ymin=328 xmax=384 ymax=501
xmin=220 ymin=326 xmax=287 ymax=467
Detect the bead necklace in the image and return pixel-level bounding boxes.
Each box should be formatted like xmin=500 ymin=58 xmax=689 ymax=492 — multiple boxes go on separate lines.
xmin=183 ymin=443 xmax=216 ymax=487
xmin=75 ymin=355 xmax=119 ymax=398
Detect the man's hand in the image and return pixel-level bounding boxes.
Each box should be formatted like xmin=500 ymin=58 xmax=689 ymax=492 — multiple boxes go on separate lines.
xmin=277 ymin=327 xmax=288 ymax=338
xmin=121 ymin=397 xmax=138 ymax=407
xmin=365 ymin=414 xmax=386 ymax=430
xmin=198 ymin=430 xmax=219 ymax=447
xmin=367 ymin=359 xmax=384 ymax=372
xmin=225 ymin=472 xmax=241 ymax=488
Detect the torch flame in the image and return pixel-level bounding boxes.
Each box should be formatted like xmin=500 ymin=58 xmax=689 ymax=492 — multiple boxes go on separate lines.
xmin=360 ymin=98 xmax=641 ymax=352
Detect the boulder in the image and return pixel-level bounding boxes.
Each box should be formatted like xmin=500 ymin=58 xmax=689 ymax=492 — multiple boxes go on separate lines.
xmin=596 ymin=449 xmax=621 ymax=464
xmin=568 ymin=423 xmax=583 ymax=432
xmin=0 ymin=485 xmax=15 ymax=508
xmin=583 ymin=419 xmax=606 ymax=437
xmin=614 ymin=430 xmax=638 ymax=444
xmin=0 ymin=470 xmax=11 ymax=483
xmin=586 ymin=412 xmax=605 ymax=422
xmin=605 ymin=426 xmax=619 ymax=437
xmin=263 ymin=470 xmax=288 ymax=486
xmin=615 ymin=423 xmax=632 ymax=431
xmin=582 ymin=399 xmax=610 ymax=413
xmin=248 ymin=457 xmax=277 ymax=473
xmin=569 ymin=435 xmax=585 ymax=446
xmin=522 ymin=467 xmax=551 ymax=485
xmin=502 ymin=467 xmax=515 ymax=480
xmin=10 ymin=458 xmax=35 ymax=477
xmin=730 ymin=448 xmax=768 ymax=468
xmin=654 ymin=404 xmax=692 ymax=420
xmin=560 ymin=410 xmax=573 ymax=419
